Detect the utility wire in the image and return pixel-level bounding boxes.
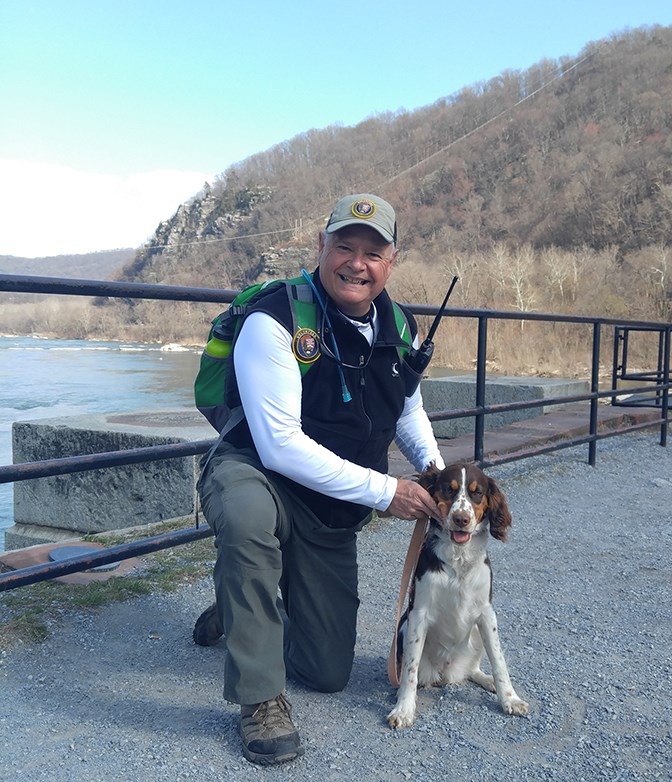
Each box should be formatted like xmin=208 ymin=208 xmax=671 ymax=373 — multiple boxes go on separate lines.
xmin=378 ymin=49 xmax=596 ymax=188
xmin=146 ymin=227 xmax=295 ymax=252
xmin=147 ymin=46 xmax=599 ymax=254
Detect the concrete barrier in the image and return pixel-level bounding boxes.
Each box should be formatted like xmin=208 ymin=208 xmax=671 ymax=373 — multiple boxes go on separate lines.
xmin=420 ymin=374 xmax=589 ymax=438
xmin=7 ymin=411 xmax=215 ymax=550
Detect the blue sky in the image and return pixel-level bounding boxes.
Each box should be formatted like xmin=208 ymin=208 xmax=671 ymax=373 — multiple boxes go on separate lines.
xmin=1 ymin=0 xmax=671 ymax=257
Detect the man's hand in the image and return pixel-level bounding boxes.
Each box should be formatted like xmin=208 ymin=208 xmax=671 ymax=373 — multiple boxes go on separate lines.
xmin=384 ymin=478 xmax=440 ymax=521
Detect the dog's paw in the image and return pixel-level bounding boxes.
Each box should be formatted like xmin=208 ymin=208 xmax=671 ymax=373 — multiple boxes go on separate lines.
xmin=469 ymin=670 xmax=496 ymax=693
xmin=502 ymin=696 xmax=529 ymax=716
xmin=387 ymin=705 xmax=416 ymax=730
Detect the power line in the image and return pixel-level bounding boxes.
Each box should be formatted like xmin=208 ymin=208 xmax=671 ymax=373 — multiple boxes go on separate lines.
xmin=147 ymin=47 xmax=600 ymax=254
xmin=377 ymin=49 xmax=597 ymax=189
xmin=145 ymin=226 xmax=296 ymax=252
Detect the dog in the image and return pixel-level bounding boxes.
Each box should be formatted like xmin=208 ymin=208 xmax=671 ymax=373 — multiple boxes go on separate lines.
xmin=387 ymin=462 xmax=529 ymax=729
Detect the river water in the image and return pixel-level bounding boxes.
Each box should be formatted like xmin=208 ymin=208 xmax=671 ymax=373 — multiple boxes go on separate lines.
xmin=0 ymin=336 xmax=202 ymax=552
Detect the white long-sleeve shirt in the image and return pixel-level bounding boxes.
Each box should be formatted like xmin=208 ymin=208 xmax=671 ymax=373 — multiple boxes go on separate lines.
xmin=234 ymin=309 xmax=445 ymax=512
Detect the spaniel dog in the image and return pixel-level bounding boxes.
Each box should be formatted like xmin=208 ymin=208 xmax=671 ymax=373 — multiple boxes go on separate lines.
xmin=387 ymin=462 xmax=529 ymax=729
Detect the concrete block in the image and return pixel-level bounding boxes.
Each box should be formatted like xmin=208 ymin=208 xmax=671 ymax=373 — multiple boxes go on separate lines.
xmin=4 ymin=523 xmax=84 ymax=551
xmin=420 ymin=375 xmax=589 ymax=438
xmin=9 ymin=411 xmax=215 ymax=549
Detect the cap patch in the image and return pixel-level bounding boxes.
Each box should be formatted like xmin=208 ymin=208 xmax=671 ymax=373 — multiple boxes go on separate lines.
xmin=351 ymin=198 xmax=376 ymax=220
xmin=292 ymin=328 xmax=321 ymax=364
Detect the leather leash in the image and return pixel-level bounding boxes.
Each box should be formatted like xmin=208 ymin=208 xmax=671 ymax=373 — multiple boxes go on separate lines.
xmin=387 ymin=516 xmax=429 ymax=688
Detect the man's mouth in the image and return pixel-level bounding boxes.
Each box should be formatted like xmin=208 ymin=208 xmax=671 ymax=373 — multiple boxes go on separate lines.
xmin=338 ymin=274 xmax=368 ymax=285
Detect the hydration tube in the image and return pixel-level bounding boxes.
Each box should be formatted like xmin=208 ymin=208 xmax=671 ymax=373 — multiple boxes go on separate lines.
xmin=301 ymin=268 xmax=352 ymax=403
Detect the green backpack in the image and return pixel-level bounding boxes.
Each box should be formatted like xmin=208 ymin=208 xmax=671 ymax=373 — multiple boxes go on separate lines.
xmin=194 ymin=271 xmax=414 ymax=433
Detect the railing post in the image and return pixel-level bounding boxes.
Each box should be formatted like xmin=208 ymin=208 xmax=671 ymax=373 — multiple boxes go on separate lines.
xmin=655 ymin=327 xmax=665 ymax=409
xmin=588 ymin=322 xmax=601 ymax=466
xmin=661 ymin=326 xmax=670 ymax=447
xmin=474 ymin=315 xmax=488 ymax=464
xmin=610 ymin=326 xmax=622 ymax=407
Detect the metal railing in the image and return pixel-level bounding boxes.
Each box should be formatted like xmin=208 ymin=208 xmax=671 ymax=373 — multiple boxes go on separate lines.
xmin=0 ymin=273 xmax=670 ymax=591
xmin=612 ymin=325 xmax=668 ymax=408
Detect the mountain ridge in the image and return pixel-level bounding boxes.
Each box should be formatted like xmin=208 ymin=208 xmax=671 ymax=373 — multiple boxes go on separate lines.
xmin=120 ymin=25 xmax=672 ymax=294
xmin=0 ymin=249 xmax=134 ymax=281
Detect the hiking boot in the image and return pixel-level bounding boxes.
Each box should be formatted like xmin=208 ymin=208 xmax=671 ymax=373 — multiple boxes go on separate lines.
xmin=239 ymin=693 xmax=304 ymax=765
xmin=192 ymin=602 xmax=224 ymax=646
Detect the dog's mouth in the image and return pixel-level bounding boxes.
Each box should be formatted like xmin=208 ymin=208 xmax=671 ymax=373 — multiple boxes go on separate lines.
xmin=450 ymin=530 xmax=472 ymax=545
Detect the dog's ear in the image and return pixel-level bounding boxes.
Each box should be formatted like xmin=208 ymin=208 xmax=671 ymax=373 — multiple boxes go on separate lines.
xmin=487 ymin=477 xmax=512 ymax=542
xmin=417 ymin=462 xmax=441 ymax=494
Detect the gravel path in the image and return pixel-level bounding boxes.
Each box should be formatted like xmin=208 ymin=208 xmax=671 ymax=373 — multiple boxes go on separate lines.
xmin=1 ymin=432 xmax=671 ymax=781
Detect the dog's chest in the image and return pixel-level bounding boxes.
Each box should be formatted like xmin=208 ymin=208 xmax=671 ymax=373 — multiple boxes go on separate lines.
xmin=414 ymin=550 xmax=491 ymax=642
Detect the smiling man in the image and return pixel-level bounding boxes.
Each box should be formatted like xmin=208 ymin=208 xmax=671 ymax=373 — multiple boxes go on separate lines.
xmin=318 ymin=197 xmax=398 ymax=316
xmin=194 ymin=193 xmax=444 ymax=765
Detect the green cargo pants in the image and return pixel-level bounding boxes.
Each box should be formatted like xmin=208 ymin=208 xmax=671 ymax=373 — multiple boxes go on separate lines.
xmin=198 ymin=443 xmax=371 ymax=705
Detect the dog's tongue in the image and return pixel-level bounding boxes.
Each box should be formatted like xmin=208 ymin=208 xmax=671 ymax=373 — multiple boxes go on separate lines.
xmin=451 ymin=531 xmax=471 ymax=545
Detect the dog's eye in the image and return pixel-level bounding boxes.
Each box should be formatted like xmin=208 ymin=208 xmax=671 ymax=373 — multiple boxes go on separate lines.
xmin=470 ymin=488 xmax=483 ymax=498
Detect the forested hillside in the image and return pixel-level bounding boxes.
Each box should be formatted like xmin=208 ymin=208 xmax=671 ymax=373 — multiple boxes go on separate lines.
xmin=3 ymin=25 xmax=670 ymax=377
xmin=123 ymin=26 xmax=671 ymax=290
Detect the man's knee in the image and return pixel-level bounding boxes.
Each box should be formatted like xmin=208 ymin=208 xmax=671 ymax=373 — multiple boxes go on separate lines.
xmin=201 ymin=459 xmax=278 ymax=545
xmin=308 ymin=669 xmax=351 ymax=693
xmin=287 ymin=649 xmax=354 ymax=693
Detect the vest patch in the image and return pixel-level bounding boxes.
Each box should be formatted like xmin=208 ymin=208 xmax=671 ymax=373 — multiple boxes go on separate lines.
xmin=292 ymin=327 xmax=321 ymax=363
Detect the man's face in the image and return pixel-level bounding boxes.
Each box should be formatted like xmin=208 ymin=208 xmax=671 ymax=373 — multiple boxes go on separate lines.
xmin=317 ymin=225 xmax=397 ymax=317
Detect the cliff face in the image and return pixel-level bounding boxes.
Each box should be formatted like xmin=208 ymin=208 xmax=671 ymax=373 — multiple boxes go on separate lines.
xmin=120 ymin=184 xmax=270 ymax=284
xmin=121 ymin=181 xmax=319 ymax=288
xmin=259 ymin=246 xmax=316 ymax=279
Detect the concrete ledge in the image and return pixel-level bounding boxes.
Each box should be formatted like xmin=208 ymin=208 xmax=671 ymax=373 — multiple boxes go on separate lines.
xmin=4 ymin=522 xmax=83 ymax=551
xmin=420 ymin=374 xmax=589 ymax=438
xmin=8 ymin=410 xmax=215 ymax=550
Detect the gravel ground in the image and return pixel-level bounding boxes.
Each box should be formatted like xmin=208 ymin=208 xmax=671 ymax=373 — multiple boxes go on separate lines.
xmin=1 ymin=432 xmax=671 ymax=782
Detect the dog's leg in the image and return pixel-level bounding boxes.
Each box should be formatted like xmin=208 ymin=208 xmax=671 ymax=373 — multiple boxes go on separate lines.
xmin=468 ymin=667 xmax=497 ymax=692
xmin=465 ymin=628 xmax=497 ymax=693
xmin=476 ymin=606 xmax=529 ymax=716
xmin=387 ymin=610 xmax=429 ymax=729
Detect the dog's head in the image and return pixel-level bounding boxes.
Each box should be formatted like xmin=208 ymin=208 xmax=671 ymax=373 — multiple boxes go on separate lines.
xmin=418 ymin=462 xmax=512 ymax=544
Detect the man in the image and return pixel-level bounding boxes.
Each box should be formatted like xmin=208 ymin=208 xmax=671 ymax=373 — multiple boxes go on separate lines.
xmin=195 ymin=193 xmax=445 ymax=765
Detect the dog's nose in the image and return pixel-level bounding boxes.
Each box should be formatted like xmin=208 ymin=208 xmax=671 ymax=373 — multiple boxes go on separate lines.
xmin=452 ymin=511 xmax=470 ymax=528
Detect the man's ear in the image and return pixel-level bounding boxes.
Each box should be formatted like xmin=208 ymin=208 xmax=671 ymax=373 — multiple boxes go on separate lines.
xmin=318 ymin=230 xmax=327 ymax=254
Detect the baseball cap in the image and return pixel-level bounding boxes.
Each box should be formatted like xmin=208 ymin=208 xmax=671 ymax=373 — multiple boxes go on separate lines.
xmin=325 ymin=193 xmax=397 ymax=244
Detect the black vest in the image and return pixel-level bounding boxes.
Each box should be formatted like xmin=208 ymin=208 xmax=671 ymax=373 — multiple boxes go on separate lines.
xmin=226 ymin=268 xmax=417 ymax=527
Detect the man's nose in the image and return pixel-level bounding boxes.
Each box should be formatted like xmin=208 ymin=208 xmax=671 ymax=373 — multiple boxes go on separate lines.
xmin=348 ymin=249 xmax=368 ymax=267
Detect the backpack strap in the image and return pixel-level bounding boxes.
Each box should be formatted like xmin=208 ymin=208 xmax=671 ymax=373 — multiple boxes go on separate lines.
xmin=286 ymin=277 xmax=317 ymax=323
xmin=285 ymin=276 xmax=319 ymax=378
xmin=197 ymin=406 xmax=246 ymax=492
xmin=391 ymin=302 xmax=414 ymax=359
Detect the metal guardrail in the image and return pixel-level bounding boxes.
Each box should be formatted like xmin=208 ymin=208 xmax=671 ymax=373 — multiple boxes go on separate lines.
xmin=612 ymin=324 xmax=669 ymax=408
xmin=0 ymin=273 xmax=670 ymax=591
